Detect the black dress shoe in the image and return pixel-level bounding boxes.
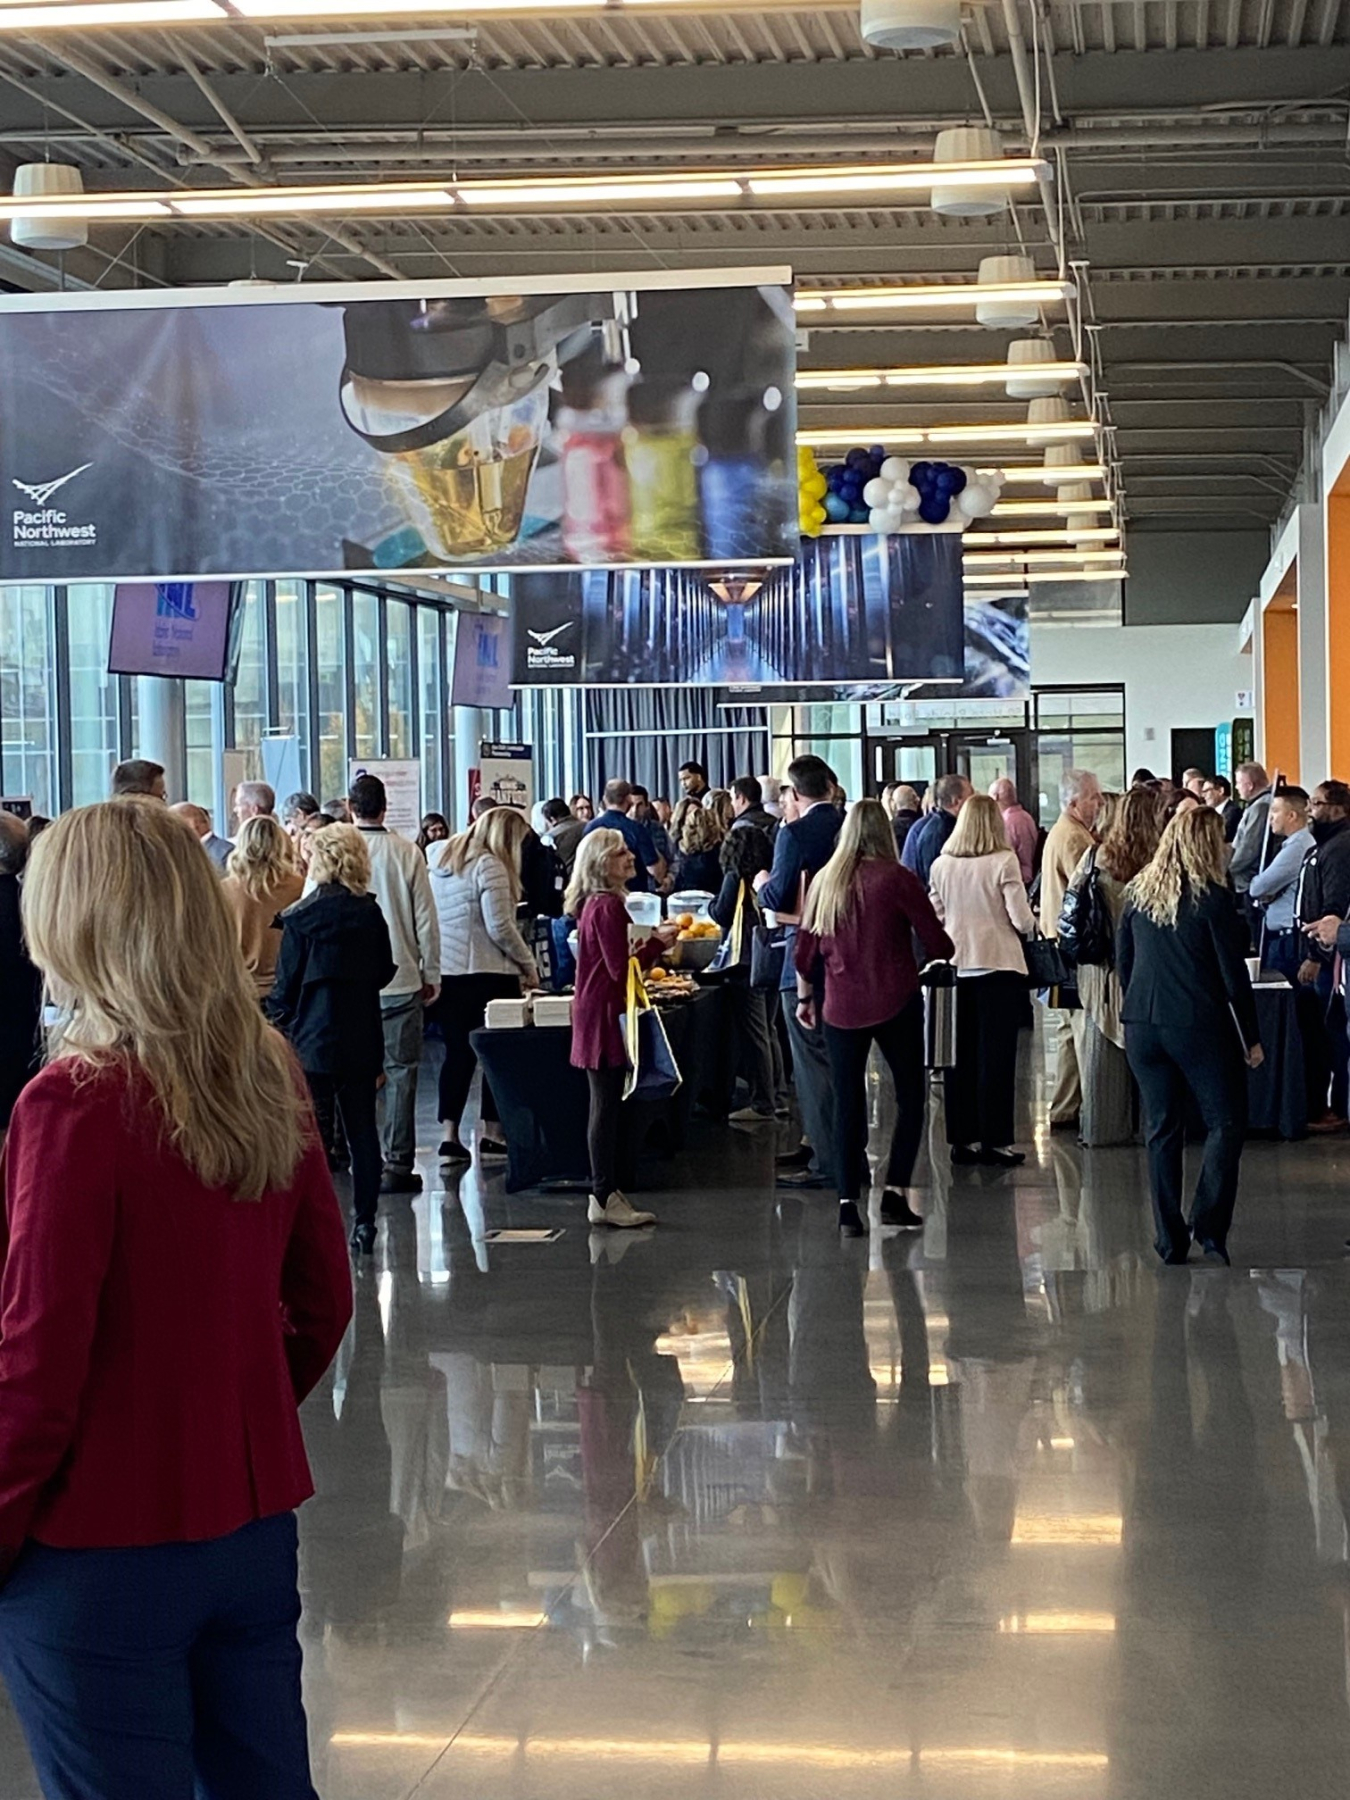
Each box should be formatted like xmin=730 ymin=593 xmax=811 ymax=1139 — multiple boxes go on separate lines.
xmin=380 ymin=1166 xmax=422 ymax=1194
xmin=880 ymin=1193 xmax=924 ymax=1230
xmin=776 ymin=1169 xmax=830 ymax=1189
xmin=349 ymin=1221 xmax=377 ymax=1256
xmin=478 ymin=1138 xmax=509 ymax=1157
xmin=438 ymin=1139 xmax=471 ymax=1163
xmin=950 ymin=1145 xmax=981 ymax=1166
xmin=1201 ymin=1243 xmax=1231 ymax=1266
xmin=1159 ymin=1244 xmax=1191 ymax=1265
xmin=775 ymin=1145 xmax=814 ymax=1170
xmin=979 ymin=1146 xmax=1025 ymax=1168
xmin=838 ymin=1201 xmax=867 ymax=1238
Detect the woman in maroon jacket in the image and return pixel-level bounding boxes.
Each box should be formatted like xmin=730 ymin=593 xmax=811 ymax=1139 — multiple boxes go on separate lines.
xmin=795 ymin=798 xmax=954 ymax=1238
xmin=0 ymin=800 xmax=352 ymax=1800
xmin=565 ymin=828 xmax=678 ymax=1229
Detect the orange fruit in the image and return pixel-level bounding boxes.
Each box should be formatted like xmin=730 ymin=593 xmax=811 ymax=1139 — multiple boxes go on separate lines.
xmin=676 ymin=912 xmax=694 ymax=929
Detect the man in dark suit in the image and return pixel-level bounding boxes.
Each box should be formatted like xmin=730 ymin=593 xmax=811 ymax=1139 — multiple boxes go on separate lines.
xmin=1201 ymin=774 xmax=1242 ymax=843
xmin=901 ymin=773 xmax=972 ymax=887
xmin=1297 ymin=779 xmax=1350 ymax=1130
xmin=756 ymin=755 xmax=841 ymax=1189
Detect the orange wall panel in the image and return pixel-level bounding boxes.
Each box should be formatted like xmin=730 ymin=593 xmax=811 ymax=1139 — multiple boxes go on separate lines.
xmin=1330 ymin=494 xmax=1350 ymax=778
xmin=1262 ymin=607 xmax=1300 ymax=785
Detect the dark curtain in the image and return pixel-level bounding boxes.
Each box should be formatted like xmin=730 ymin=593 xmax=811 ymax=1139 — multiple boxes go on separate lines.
xmin=584 ymin=689 xmax=770 ymax=803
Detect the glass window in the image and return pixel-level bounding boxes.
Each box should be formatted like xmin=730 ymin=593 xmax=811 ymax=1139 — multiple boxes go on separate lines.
xmin=231 ymin=581 xmax=267 ymax=775
xmin=183 ymin=680 xmax=219 ymax=812
xmin=315 ymin=584 xmax=348 ymax=807
xmin=1035 ymin=688 xmax=1124 ymax=731
xmin=274 ymin=579 xmax=310 ymax=780
xmin=386 ymin=599 xmax=414 ymax=760
xmin=351 ymin=590 xmax=380 ymax=761
xmin=1035 ymin=733 xmax=1126 ymax=825
xmin=0 ymin=586 xmax=56 ymax=815
xmin=66 ymin=583 xmax=119 ymax=808
xmin=418 ymin=605 xmax=444 ymax=814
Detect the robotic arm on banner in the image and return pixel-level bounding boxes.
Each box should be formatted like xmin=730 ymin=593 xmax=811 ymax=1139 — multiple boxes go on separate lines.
xmin=798 ymin=444 xmax=1002 ymax=538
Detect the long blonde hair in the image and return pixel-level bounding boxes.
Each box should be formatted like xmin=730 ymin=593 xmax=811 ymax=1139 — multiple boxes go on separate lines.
xmin=677 ymin=802 xmax=722 ymax=857
xmin=1127 ymin=804 xmax=1229 ymax=927
xmin=439 ymin=806 xmax=529 ymax=904
xmin=563 ymin=827 xmax=627 ymax=918
xmin=943 ymin=792 xmax=1009 ymax=859
xmin=226 ymin=814 xmax=298 ymax=902
xmin=308 ymin=823 xmax=371 ymax=895
xmin=800 ymin=797 xmax=895 ymax=939
xmin=22 ymin=802 xmax=308 ymax=1201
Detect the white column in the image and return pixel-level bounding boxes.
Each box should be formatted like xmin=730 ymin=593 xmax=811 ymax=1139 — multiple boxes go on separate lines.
xmin=1297 ymin=500 xmax=1329 ymax=784
xmin=451 ymin=705 xmax=484 ymax=831
xmin=136 ymin=675 xmax=187 ymax=801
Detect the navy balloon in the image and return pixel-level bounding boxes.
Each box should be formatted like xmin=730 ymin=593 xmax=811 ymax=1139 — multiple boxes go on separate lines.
xmin=826 ymin=466 xmax=844 ymax=491
xmin=948 ymin=466 xmax=968 ymax=494
xmin=846 ymin=447 xmax=869 ymax=469
xmin=910 ymin=461 xmax=933 ymax=486
xmin=869 ymin=444 xmax=886 ymax=461
xmin=918 ymin=495 xmax=950 ymax=525
xmin=824 ymin=491 xmax=851 ymax=523
xmin=934 ymin=467 xmax=958 ymax=492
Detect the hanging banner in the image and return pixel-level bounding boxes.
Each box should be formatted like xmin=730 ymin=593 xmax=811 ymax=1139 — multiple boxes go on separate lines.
xmin=0 ymin=271 xmax=796 ymax=583
xmin=452 ymin=611 xmax=514 ymax=710
xmin=478 ymin=742 xmax=533 ymax=814
xmin=349 ymin=758 xmax=422 ymax=838
xmin=511 ymin=531 xmax=964 ymax=687
xmin=107 ymin=581 xmax=244 ymax=681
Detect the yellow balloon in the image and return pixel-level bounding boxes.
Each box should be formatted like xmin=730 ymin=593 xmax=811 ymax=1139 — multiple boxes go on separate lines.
xmin=804 ymin=473 xmax=828 ymax=500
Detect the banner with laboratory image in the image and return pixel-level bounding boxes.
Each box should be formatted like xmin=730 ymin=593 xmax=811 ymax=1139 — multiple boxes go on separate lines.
xmin=511 ymin=530 xmax=965 ymax=687
xmin=0 ymin=271 xmax=796 ymax=582
xmin=715 ymin=588 xmax=1030 ymax=705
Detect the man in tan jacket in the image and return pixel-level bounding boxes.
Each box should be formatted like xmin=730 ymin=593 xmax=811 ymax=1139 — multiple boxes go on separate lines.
xmin=1040 ymin=768 xmax=1103 ymax=1128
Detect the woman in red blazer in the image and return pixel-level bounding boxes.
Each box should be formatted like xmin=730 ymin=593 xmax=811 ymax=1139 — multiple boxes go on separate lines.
xmin=0 ymin=800 xmax=352 ymax=1800
xmin=565 ymin=828 xmax=677 ymax=1229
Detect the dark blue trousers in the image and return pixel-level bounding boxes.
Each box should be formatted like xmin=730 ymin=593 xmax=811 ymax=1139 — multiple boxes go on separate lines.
xmin=0 ymin=1513 xmax=317 ymax=1800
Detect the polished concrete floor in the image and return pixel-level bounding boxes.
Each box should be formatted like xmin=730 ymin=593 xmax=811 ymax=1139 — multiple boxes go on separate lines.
xmin=7 ymin=1025 xmax=1350 ymax=1798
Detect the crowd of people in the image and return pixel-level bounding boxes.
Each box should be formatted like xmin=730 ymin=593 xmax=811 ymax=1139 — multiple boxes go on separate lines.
xmin=0 ymin=736 xmax=1345 ymax=1794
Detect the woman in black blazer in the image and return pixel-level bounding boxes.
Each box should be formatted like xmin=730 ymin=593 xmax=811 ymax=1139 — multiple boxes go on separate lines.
xmin=1117 ymin=806 xmax=1263 ymax=1266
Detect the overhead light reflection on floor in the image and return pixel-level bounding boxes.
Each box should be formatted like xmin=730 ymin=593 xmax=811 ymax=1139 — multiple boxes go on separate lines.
xmin=447 ymin=1608 xmax=549 ymax=1630
xmin=998 ymin=1612 xmax=1117 ymax=1634
xmin=1010 ymin=1514 xmax=1124 ymax=1545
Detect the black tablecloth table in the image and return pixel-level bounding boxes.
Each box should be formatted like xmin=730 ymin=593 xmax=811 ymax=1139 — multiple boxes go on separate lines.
xmin=1248 ymin=982 xmax=1306 ymax=1139
xmin=471 ymin=985 xmax=732 ymax=1193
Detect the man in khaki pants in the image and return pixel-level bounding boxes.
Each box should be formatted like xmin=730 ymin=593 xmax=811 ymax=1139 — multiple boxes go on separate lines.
xmin=1040 ymin=769 xmax=1102 ymax=1128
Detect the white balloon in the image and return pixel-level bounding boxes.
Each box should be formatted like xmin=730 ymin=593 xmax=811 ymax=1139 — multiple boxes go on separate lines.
xmin=869 ymin=506 xmax=893 ymax=532
xmin=862 ymin=477 xmax=889 ymax=508
xmin=957 ymin=483 xmax=994 ymax=518
xmin=901 ymin=485 xmax=923 ymax=515
xmin=880 ymin=457 xmax=911 ymax=485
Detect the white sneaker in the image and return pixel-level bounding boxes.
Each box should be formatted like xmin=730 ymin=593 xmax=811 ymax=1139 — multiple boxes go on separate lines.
xmin=727 ymin=1105 xmax=775 ymax=1123
xmin=587 ymin=1192 xmax=657 ymax=1229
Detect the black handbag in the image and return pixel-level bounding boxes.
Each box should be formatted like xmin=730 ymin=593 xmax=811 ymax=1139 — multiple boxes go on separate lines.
xmin=1023 ymin=929 xmax=1070 ymax=991
xmin=749 ymin=924 xmax=786 ymax=991
xmin=1057 ymin=849 xmax=1114 ymax=968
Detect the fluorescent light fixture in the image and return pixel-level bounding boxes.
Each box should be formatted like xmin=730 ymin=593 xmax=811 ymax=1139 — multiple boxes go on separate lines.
xmin=458 ymin=176 xmax=743 ymax=207
xmin=4 ymin=197 xmax=171 ymax=219
xmin=795 ymin=360 xmax=1083 ymax=392
xmin=447 ymin=1609 xmax=547 ymax=1630
xmin=795 ymin=279 xmax=1074 ymax=315
xmin=998 ymin=463 xmax=1105 ymax=484
xmin=963 ymin=548 xmax=1125 ymax=565
xmin=965 ymin=569 xmax=1124 ymax=586
xmin=998 ymin=1613 xmax=1117 ymax=1635
xmin=746 ymin=158 xmax=1046 ymax=200
xmin=172 ymin=187 xmax=454 ymax=216
xmin=992 ymin=497 xmax=1113 ymax=516
xmin=0 ymin=0 xmax=222 ymax=22
xmin=1011 ymin=1513 xmax=1124 ymax=1543
xmin=797 ymin=422 xmax=1094 ymax=450
xmin=965 ymin=527 xmax=1119 ymax=546
xmin=234 ymin=0 xmax=596 ymax=13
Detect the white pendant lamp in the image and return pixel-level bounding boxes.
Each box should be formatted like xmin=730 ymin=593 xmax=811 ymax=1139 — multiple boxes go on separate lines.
xmin=1042 ymin=442 xmax=1094 ymax=485
xmin=931 ymin=128 xmax=1008 ymax=218
xmin=1060 ymin=481 xmax=1102 ymax=537
xmin=1026 ymin=396 xmax=1074 ymax=443
xmin=10 ymin=163 xmax=87 ymax=251
xmin=860 ymin=0 xmax=961 ymax=50
xmin=974 ymin=254 xmax=1042 ymax=327
xmin=1005 ymin=339 xmax=1064 ymax=398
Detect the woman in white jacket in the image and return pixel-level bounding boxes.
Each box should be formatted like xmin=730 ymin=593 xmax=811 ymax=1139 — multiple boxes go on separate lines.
xmin=428 ymin=807 xmax=539 ymax=1162
xmin=929 ymin=794 xmax=1037 ymax=1168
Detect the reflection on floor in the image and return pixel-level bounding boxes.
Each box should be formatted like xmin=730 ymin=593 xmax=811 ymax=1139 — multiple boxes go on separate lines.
xmin=6 ymin=1030 xmax=1350 ymax=1799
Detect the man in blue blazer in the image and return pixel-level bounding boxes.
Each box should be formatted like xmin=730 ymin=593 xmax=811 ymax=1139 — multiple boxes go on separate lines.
xmin=756 ymin=755 xmax=842 ymax=1188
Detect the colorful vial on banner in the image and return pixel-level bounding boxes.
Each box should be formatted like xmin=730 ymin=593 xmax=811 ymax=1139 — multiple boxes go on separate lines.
xmin=696 ymin=396 xmax=762 ymax=561
xmin=558 ymin=362 xmax=632 ymax=563
xmin=623 ymin=380 xmax=702 ymax=562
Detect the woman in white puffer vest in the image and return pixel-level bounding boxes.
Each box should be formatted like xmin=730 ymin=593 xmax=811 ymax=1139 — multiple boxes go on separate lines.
xmin=427 ymin=807 xmax=539 ymax=1164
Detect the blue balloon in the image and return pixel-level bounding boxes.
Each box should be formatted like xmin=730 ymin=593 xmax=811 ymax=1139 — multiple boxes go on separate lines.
xmin=918 ymin=495 xmax=950 ymax=524
xmin=845 ymin=447 xmax=870 ymax=469
xmin=910 ymin=460 xmax=933 ymax=486
xmin=824 ymin=491 xmax=851 ymax=522
xmin=825 ymin=466 xmax=845 ymax=491
xmin=848 ymin=505 xmax=871 ymax=523
xmin=947 ymin=466 xmax=968 ymax=494
xmin=869 ymin=444 xmax=886 ymax=461
xmin=934 ymin=467 xmax=958 ymax=491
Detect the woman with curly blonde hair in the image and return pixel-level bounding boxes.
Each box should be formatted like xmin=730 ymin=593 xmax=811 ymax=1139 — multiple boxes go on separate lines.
xmin=1118 ymin=804 xmax=1262 ymax=1264
xmin=671 ymin=798 xmax=724 ymax=893
xmin=221 ymin=815 xmax=305 ymax=998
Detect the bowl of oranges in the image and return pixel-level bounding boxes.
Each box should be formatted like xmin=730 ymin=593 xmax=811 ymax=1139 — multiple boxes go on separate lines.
xmin=667 ymin=911 xmax=722 ymax=971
